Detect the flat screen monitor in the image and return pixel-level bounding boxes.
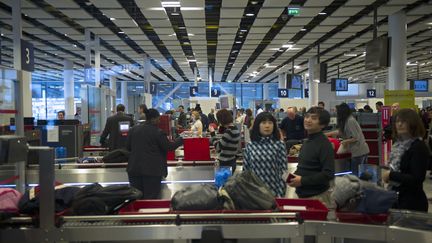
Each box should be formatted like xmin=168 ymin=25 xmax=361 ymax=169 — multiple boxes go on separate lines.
xmin=286 ymin=74 xmax=302 ymax=89
xmin=410 ymin=80 xmax=428 ymax=92
xmin=119 ymin=122 xmax=130 ymax=132
xmin=220 ymin=97 xmax=229 ymax=109
xmin=331 ymin=78 xmax=348 ymax=91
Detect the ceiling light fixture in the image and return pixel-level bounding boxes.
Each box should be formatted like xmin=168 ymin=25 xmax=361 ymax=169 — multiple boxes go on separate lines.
xmin=188 ymin=33 xmax=195 ymax=36
xmin=235 ymin=41 xmax=242 ymax=44
xmin=187 ymin=59 xmax=196 ymax=62
xmin=171 ymin=12 xmax=180 ymax=16
xmin=110 ymin=17 xmax=116 ymax=21
xmin=240 ymin=29 xmax=247 ymax=32
xmin=318 ymin=12 xmax=327 ymax=15
xmin=300 ymin=28 xmax=307 ymax=31
xmin=246 ymin=13 xmax=255 ymax=17
xmin=118 ymin=31 xmax=125 ymax=34
xmin=282 ymin=44 xmax=293 ymax=48
xmin=161 ymin=1 xmax=181 ymax=7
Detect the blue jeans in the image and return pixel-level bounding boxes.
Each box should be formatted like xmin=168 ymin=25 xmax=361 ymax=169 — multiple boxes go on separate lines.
xmin=350 ymin=154 xmax=368 ymax=177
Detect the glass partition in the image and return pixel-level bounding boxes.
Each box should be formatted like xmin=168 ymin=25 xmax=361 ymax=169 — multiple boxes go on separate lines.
xmin=0 ymin=69 xmax=16 ymax=126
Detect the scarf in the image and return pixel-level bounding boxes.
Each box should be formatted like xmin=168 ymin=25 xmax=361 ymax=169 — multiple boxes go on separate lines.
xmin=388 ymin=137 xmax=416 ymax=188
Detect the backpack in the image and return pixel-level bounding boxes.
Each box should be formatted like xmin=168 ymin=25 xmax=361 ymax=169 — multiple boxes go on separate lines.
xmin=171 ymin=184 xmax=222 ymax=211
xmin=71 ymin=183 xmax=142 ymax=215
xmin=223 ymin=171 xmax=276 ymax=210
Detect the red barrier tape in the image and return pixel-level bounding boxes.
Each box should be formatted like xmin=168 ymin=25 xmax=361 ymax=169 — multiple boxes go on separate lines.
xmin=0 ymin=109 xmax=18 ymax=114
xmin=0 ymin=175 xmax=20 ymax=185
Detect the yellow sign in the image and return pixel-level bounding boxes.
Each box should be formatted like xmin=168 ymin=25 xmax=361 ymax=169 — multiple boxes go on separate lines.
xmin=384 ymin=90 xmax=415 ymax=109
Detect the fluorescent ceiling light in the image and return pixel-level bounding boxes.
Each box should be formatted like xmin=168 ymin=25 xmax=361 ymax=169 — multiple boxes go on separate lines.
xmin=188 ymin=33 xmax=195 ymax=36
xmin=181 ymin=7 xmax=204 ymax=10
xmin=240 ymin=29 xmax=247 ymax=32
xmin=318 ymin=12 xmax=327 ymax=15
xmin=300 ymin=28 xmax=307 ymax=31
xmin=282 ymin=44 xmax=293 ymax=48
xmin=286 ymin=47 xmax=300 ymax=51
xmin=162 ymin=1 xmax=181 ymax=7
xmin=294 ymin=65 xmax=301 ymax=69
xmin=187 ymin=59 xmax=196 ymax=62
xmin=235 ymin=41 xmax=242 ymax=44
xmin=171 ymin=12 xmax=180 ymax=16
xmin=110 ymin=17 xmax=116 ymax=20
xmin=344 ymin=53 xmax=357 ymax=57
xmin=118 ymin=31 xmax=125 ymax=34
xmin=246 ymin=13 xmax=255 ymax=16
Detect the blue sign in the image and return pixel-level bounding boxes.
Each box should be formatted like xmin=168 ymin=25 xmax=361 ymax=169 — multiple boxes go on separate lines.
xmin=190 ymin=86 xmax=198 ymax=97
xmin=150 ymin=82 xmax=157 ymax=95
xmin=278 ymin=89 xmax=288 ymax=98
xmin=366 ymin=89 xmax=376 ymax=98
xmin=211 ymin=87 xmax=221 ymax=97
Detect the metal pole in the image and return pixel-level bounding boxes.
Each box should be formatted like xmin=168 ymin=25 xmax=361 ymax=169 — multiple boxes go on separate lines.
xmin=373 ymin=7 xmax=378 ymax=40
xmin=15 ymin=161 xmax=26 ymax=193
xmin=37 ymin=146 xmax=55 ymax=235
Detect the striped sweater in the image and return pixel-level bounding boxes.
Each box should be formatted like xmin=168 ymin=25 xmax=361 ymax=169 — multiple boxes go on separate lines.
xmin=210 ymin=125 xmax=241 ymax=163
xmin=243 ymin=137 xmax=288 ymax=197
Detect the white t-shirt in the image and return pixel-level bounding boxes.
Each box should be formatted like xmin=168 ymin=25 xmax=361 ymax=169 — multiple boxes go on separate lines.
xmin=191 ymin=119 xmax=203 ymax=136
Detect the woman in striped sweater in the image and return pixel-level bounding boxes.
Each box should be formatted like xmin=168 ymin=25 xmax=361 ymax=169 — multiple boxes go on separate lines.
xmin=243 ymin=112 xmax=288 ymax=197
xmin=209 ymin=109 xmax=241 ymax=172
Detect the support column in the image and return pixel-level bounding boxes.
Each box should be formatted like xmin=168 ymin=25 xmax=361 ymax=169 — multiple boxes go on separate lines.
xmin=84 ymin=29 xmax=92 ymax=84
xmin=263 ymin=83 xmax=269 ymax=100
xmin=121 ymin=81 xmax=128 ymax=110
xmin=94 ymin=35 xmax=100 ymax=87
xmin=278 ymin=73 xmax=286 ymax=89
xmin=12 ymin=0 xmax=27 ymax=136
xmin=64 ymin=59 xmax=74 ymax=119
xmin=142 ymin=54 xmax=151 ymax=94
xmin=388 ymin=11 xmax=407 ymax=90
xmin=308 ymin=56 xmax=319 ymax=108
xmin=109 ymin=76 xmax=117 ymax=112
xmin=208 ymin=67 xmax=213 ymax=97
xmin=194 ymin=67 xmax=198 ymax=86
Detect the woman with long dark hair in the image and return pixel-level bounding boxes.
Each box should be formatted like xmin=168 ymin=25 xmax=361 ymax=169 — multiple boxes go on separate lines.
xmin=243 ymin=112 xmax=287 ymax=197
xmin=382 ymin=109 xmax=429 ymax=212
xmin=332 ymin=103 xmax=369 ymax=176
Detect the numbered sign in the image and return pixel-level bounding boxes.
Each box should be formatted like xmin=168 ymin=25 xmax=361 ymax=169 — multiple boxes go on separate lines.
xmin=21 ymin=39 xmax=34 ymax=72
xmin=210 ymin=87 xmax=221 ymax=97
xmin=150 ymin=82 xmax=157 ymax=95
xmin=278 ymin=89 xmax=288 ymax=98
xmin=367 ymin=89 xmax=376 ymax=98
xmin=190 ymin=86 xmax=198 ymax=97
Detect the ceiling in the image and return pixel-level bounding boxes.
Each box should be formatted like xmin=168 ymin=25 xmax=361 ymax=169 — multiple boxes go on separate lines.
xmin=0 ymin=0 xmax=431 ymax=84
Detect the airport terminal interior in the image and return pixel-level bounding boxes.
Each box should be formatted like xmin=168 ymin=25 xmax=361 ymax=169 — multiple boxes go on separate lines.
xmin=0 ymin=0 xmax=432 ymax=242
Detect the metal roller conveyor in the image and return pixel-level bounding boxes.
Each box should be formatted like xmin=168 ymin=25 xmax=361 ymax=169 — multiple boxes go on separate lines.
xmin=60 ymin=212 xmax=298 ymax=223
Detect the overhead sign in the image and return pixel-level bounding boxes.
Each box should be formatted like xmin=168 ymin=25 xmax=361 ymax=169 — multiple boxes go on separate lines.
xmin=210 ymin=87 xmax=221 ymax=97
xmin=150 ymin=82 xmax=157 ymax=95
xmin=190 ymin=86 xmax=198 ymax=97
xmin=287 ymin=7 xmax=300 ymax=16
xmin=278 ymin=89 xmax=288 ymax=98
xmin=21 ymin=39 xmax=34 ymax=72
xmin=366 ymin=89 xmax=376 ymax=98
xmin=384 ymin=90 xmax=415 ymax=109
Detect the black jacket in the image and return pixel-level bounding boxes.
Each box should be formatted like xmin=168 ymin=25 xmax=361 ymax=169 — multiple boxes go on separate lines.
xmin=100 ymin=112 xmax=134 ymax=151
xmin=126 ymin=123 xmax=183 ymax=177
xmin=390 ymin=139 xmax=429 ymax=212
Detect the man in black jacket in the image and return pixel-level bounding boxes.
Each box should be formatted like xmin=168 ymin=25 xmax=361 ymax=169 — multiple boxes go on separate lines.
xmin=100 ymin=104 xmax=134 ymax=151
xmin=288 ymin=107 xmax=335 ymax=207
xmin=127 ymin=109 xmax=183 ymax=199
